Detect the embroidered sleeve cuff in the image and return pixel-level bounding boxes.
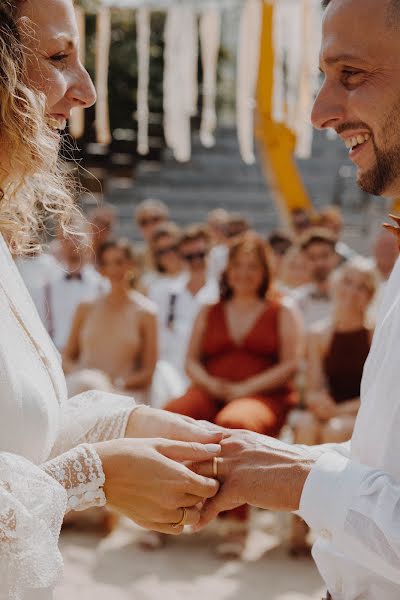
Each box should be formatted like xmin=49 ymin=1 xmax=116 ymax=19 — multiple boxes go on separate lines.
xmin=298 ymin=451 xmax=371 ymax=541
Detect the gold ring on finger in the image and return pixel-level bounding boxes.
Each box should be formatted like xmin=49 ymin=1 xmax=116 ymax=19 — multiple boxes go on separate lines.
xmin=171 ymin=507 xmax=187 ymax=529
xmin=213 ymin=456 xmax=219 ymax=479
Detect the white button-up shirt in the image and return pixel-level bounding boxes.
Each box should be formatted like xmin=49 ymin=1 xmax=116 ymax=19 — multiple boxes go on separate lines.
xmin=43 ymin=265 xmax=107 ymax=351
xmin=299 ymin=257 xmax=400 ymax=599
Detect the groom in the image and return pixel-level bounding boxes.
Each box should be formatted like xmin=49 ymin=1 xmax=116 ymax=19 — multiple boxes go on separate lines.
xmin=196 ymin=0 xmax=400 ymax=597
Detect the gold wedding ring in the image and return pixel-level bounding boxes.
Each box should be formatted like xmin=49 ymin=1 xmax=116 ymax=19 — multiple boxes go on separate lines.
xmin=213 ymin=456 xmax=219 ymax=478
xmin=172 ymin=507 xmax=187 ymax=529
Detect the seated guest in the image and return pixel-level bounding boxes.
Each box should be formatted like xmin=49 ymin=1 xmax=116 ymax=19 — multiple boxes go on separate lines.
xmin=267 ymin=230 xmax=294 ymax=275
xmin=147 ymin=222 xmax=186 ymax=291
xmin=134 ymin=198 xmax=170 ymax=287
xmin=87 ymin=204 xmax=117 ymax=266
xmin=42 ymin=225 xmax=107 ymax=351
xmin=63 ymin=239 xmax=157 ymax=401
xmin=15 ymin=246 xmax=62 ymax=324
xmin=290 ymin=207 xmax=312 ymax=239
xmin=290 ymin=257 xmax=377 ymax=556
xmin=278 ymin=244 xmax=312 ymax=292
xmin=317 ymin=205 xmax=357 ymax=263
xmin=152 ymin=224 xmax=219 ymax=384
xmin=292 ymin=228 xmax=338 ymax=330
xmin=165 ymin=233 xmax=303 ymax=558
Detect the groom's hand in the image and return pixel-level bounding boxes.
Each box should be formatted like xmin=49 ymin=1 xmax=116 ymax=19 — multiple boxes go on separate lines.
xmin=192 ymin=430 xmax=315 ymax=529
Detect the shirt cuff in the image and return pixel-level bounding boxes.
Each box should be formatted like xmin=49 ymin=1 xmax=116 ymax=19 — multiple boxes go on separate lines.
xmin=298 ymin=451 xmax=370 ymax=541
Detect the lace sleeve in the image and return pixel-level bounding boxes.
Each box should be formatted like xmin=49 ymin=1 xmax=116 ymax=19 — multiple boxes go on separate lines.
xmin=50 ymin=390 xmax=139 ymax=458
xmin=42 ymin=444 xmax=106 ymax=513
xmin=0 ymin=452 xmax=67 ymax=599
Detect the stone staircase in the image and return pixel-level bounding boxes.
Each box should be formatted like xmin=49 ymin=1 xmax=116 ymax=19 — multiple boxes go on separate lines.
xmin=101 ymin=127 xmax=390 ymax=255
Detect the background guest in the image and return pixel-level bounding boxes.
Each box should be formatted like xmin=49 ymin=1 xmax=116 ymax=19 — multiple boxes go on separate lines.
xmin=278 ymin=245 xmax=312 ymax=292
xmin=290 ymin=257 xmax=377 ymax=555
xmin=292 ymin=229 xmax=338 ymax=329
xmin=165 ymin=233 xmax=303 ymax=558
xmin=290 ymin=207 xmax=313 ymax=239
xmin=87 ymin=204 xmax=117 ymax=266
xmin=43 ymin=225 xmax=106 ymax=351
xmin=318 ymin=205 xmax=357 ymax=263
xmin=63 ymin=239 xmax=157 ymax=400
xmin=134 ymin=198 xmax=170 ymax=286
xmin=267 ymin=230 xmax=294 ymax=278
xmin=147 ymin=222 xmax=186 ymax=290
xmin=151 ymin=224 xmax=219 ymax=384
xmin=15 ymin=245 xmax=62 ymax=324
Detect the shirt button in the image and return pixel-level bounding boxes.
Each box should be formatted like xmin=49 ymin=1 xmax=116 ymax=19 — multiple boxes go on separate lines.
xmin=320 ymin=528 xmax=332 ymax=541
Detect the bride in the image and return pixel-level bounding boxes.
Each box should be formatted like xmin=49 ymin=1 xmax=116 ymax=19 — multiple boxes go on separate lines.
xmin=0 ymin=1 xmax=222 ymax=598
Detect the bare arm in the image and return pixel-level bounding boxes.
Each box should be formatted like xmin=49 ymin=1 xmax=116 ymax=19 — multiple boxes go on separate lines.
xmin=305 ymin=326 xmax=340 ymax=420
xmin=124 ymin=310 xmax=158 ymax=390
xmin=185 ymin=306 xmax=227 ymax=396
xmin=62 ymin=302 xmax=91 ymax=374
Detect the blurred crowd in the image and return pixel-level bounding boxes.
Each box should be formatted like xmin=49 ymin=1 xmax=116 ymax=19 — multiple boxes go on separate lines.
xmin=15 ymin=199 xmax=399 ymax=557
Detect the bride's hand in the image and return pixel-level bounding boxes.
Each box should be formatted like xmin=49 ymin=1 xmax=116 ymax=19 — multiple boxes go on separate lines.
xmin=95 ymin=437 xmax=221 ymax=534
xmin=125 ymin=405 xmax=226 ymax=444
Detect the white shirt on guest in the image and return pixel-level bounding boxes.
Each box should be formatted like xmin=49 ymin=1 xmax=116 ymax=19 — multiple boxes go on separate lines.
xmin=44 ymin=264 xmax=107 ymax=351
xmin=292 ymin=282 xmax=334 ymax=330
xmin=149 ymin=276 xmax=219 ymax=379
xmin=298 ymin=257 xmax=400 ymax=599
xmin=15 ymin=253 xmax=63 ymax=323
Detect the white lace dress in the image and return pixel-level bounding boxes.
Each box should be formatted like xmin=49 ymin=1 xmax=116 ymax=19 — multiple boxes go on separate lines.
xmin=0 ymin=234 xmax=138 ymax=600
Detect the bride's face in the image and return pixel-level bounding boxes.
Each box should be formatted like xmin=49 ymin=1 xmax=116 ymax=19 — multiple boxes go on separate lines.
xmin=18 ymin=0 xmax=96 ymax=129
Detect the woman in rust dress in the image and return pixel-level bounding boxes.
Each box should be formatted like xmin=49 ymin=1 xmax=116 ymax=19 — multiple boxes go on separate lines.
xmin=165 ymin=233 xmax=304 ymax=557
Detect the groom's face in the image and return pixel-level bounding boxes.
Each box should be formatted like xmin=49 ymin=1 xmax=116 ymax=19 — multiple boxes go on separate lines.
xmin=312 ymin=0 xmax=400 ymax=199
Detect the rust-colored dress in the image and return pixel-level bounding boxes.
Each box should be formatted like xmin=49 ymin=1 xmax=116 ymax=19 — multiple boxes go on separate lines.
xmin=166 ymin=299 xmax=297 ymax=436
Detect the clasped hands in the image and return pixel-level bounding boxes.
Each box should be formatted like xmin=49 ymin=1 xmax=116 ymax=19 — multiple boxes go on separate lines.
xmin=96 ymin=407 xmax=314 ymax=535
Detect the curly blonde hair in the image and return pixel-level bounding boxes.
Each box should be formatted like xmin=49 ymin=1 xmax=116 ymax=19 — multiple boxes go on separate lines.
xmin=0 ymin=0 xmax=81 ymax=254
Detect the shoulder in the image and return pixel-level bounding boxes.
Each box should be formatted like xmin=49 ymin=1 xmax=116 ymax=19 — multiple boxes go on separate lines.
xmin=129 ymin=290 xmax=158 ymax=317
xmin=72 ymin=301 xmax=95 ymax=325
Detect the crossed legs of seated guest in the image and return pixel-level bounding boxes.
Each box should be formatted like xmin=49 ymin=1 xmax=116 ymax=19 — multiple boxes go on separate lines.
xmin=166 ymin=387 xmax=290 ymax=558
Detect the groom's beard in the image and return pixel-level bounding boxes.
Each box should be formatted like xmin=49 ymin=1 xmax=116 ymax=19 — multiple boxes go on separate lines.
xmin=358 ymin=100 xmax=400 ymax=196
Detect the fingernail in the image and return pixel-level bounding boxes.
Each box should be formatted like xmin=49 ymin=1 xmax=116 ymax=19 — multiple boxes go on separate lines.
xmin=205 ymin=444 xmax=221 ymax=453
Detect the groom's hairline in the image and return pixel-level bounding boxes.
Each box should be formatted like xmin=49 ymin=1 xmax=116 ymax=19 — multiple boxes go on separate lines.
xmin=321 ymin=0 xmax=400 ymax=30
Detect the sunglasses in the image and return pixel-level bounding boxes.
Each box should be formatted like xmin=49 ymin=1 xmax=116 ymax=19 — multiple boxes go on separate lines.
xmin=182 ymin=251 xmax=207 ymax=262
xmin=138 ymin=215 xmax=163 ymax=228
xmin=155 ymin=244 xmax=178 ymax=258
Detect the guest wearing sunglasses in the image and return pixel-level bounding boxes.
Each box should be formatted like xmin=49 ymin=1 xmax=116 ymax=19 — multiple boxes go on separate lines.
xmin=150 ymin=224 xmax=219 ymax=390
xmin=134 ymin=198 xmax=170 ymax=286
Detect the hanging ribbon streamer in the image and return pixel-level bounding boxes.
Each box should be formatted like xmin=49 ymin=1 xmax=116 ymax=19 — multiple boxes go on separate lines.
xmin=70 ymin=6 xmax=86 ymax=139
xmin=272 ymin=0 xmax=321 ymax=159
xmin=136 ymin=6 xmax=151 ymax=155
xmin=163 ymin=3 xmax=198 ymax=162
xmin=199 ymin=4 xmax=221 ymax=148
xmin=95 ymin=7 xmax=112 ymax=145
xmin=236 ymin=0 xmax=263 ymax=165
xmin=294 ymin=0 xmax=322 ymax=158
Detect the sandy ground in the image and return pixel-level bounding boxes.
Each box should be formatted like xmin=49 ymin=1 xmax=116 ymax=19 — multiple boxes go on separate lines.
xmin=56 ymin=511 xmax=325 ymax=600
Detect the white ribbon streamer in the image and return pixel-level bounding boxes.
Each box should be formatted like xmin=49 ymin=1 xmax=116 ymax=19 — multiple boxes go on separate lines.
xmin=199 ymin=4 xmax=221 ymax=148
xmin=136 ymin=6 xmax=151 ymax=155
xmin=236 ymin=0 xmax=263 ymax=165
